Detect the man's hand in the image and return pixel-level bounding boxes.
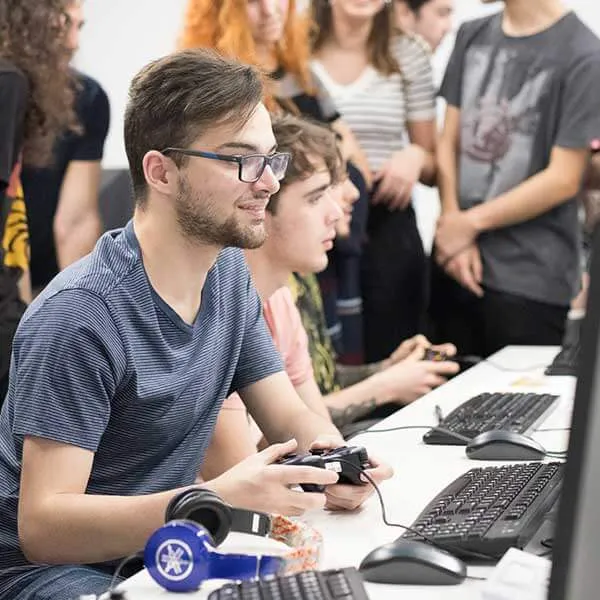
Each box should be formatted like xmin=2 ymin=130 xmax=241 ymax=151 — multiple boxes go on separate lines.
xmin=369 ymin=344 xmax=459 ymax=405
xmin=324 ymin=455 xmax=393 ymax=512
xmin=372 ymin=146 xmax=425 ymax=210
xmin=308 ymin=438 xmax=393 ymax=511
xmin=442 ymin=245 xmax=484 ymax=298
xmin=208 ymin=439 xmax=338 ymax=517
xmin=384 ymin=334 xmax=457 ymax=367
xmin=435 ymin=210 xmax=480 ymax=263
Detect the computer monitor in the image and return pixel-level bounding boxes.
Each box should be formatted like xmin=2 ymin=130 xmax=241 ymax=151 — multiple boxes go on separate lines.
xmin=548 ymin=225 xmax=600 ymax=599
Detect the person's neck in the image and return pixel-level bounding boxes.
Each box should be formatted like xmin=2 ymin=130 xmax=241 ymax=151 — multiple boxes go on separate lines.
xmin=244 ymin=248 xmax=290 ymax=302
xmin=133 ymin=207 xmax=220 ymax=324
xmin=255 ymin=43 xmax=279 ymax=73
xmin=326 ymin=13 xmax=372 ymax=53
xmin=503 ymin=0 xmax=568 ymax=37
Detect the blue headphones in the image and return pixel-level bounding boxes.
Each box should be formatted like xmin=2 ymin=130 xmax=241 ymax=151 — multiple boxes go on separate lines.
xmin=144 ymin=488 xmax=286 ymax=593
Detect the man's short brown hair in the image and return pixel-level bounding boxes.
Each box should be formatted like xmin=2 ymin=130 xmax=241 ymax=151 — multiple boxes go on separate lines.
xmin=124 ymin=48 xmax=264 ymax=204
xmin=268 ymin=114 xmax=344 ymax=213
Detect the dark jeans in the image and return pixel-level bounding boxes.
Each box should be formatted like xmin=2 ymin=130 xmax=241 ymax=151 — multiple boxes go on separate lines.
xmin=1 ymin=565 xmax=120 ymax=600
xmin=361 ymin=203 xmax=428 ymax=363
xmin=428 ymin=259 xmax=568 ymax=358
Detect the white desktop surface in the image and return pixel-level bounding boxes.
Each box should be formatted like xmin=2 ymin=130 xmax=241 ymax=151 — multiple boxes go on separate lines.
xmin=117 ymin=346 xmax=575 ymax=599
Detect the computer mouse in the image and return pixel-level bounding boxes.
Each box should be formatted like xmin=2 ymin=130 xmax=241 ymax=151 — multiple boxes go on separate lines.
xmin=359 ymin=538 xmax=467 ymax=585
xmin=465 ymin=430 xmax=546 ymax=461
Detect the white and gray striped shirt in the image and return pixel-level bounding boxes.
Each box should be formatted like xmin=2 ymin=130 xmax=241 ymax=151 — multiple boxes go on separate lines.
xmin=312 ymin=34 xmax=436 ymax=172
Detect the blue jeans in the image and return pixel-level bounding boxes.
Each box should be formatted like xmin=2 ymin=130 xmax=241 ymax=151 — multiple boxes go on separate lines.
xmin=1 ymin=566 xmax=121 ymax=600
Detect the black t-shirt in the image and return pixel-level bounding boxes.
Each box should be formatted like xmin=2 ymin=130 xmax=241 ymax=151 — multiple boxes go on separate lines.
xmin=272 ymin=66 xmax=340 ymax=124
xmin=0 ymin=59 xmax=28 ymax=379
xmin=22 ymin=71 xmax=110 ymax=288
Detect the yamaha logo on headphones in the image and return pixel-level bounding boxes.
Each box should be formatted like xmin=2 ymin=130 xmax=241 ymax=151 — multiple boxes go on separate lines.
xmin=156 ymin=538 xmax=194 ymax=582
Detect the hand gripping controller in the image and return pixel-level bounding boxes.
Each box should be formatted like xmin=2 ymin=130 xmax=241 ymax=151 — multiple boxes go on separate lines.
xmin=277 ymin=446 xmax=372 ymax=492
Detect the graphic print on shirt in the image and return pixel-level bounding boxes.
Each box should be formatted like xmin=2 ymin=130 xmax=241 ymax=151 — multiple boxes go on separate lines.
xmin=459 ymin=46 xmax=552 ymax=207
xmin=2 ymin=160 xmax=29 ymax=274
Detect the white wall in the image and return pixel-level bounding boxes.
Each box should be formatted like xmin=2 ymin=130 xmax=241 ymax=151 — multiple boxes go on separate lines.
xmin=75 ymin=0 xmax=600 ymax=170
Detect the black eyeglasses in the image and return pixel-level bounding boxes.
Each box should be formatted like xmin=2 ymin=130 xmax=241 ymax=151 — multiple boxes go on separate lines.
xmin=161 ymin=147 xmax=291 ymax=183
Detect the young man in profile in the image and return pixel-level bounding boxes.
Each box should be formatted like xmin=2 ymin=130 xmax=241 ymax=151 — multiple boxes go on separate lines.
xmin=431 ymin=0 xmax=600 ymax=357
xmin=0 ymin=50 xmax=391 ymax=600
xmin=202 ymin=114 xmax=457 ymax=480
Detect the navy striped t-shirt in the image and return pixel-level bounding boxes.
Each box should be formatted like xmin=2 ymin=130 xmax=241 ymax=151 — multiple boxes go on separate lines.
xmin=0 ymin=221 xmax=283 ymax=589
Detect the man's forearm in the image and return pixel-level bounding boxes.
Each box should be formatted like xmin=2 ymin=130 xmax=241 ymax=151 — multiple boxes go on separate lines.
xmin=468 ymin=167 xmax=582 ymax=233
xmin=266 ymin=407 xmax=342 ymax=452
xmin=437 ymin=138 xmax=460 ymax=214
xmin=325 ymin=376 xmax=388 ymax=429
xmin=20 ymin=486 xmax=194 ymax=564
xmin=55 ymin=213 xmax=101 ymax=270
xmin=336 ymin=362 xmax=382 ymax=389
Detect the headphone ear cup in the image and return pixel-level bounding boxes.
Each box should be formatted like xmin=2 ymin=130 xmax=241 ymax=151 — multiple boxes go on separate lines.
xmin=166 ymin=488 xmax=232 ymax=546
xmin=145 ymin=520 xmax=213 ymax=593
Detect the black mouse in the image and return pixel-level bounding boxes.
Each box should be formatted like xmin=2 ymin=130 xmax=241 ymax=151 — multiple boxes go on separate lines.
xmin=359 ymin=539 xmax=467 ymax=585
xmin=465 ymin=430 xmax=546 ymax=461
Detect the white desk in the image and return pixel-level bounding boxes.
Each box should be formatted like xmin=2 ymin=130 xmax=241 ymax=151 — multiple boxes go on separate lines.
xmin=119 ymin=345 xmax=575 ymax=599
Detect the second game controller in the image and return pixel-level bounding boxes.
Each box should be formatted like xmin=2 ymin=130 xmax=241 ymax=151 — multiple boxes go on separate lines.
xmin=423 ymin=348 xmax=448 ymax=362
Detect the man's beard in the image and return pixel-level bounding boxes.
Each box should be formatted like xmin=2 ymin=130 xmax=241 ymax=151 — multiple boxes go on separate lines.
xmin=174 ymin=176 xmax=267 ymax=249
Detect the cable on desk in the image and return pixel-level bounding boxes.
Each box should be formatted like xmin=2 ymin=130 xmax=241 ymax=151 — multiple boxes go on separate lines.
xmin=336 ymin=459 xmax=497 ymax=569
xmin=96 ymin=552 xmax=143 ymax=600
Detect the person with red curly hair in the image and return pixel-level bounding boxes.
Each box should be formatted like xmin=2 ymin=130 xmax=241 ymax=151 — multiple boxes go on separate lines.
xmin=181 ymin=0 xmax=372 ymax=365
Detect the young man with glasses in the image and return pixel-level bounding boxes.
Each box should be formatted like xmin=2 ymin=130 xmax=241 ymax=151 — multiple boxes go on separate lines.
xmin=0 ymin=49 xmax=391 ymax=600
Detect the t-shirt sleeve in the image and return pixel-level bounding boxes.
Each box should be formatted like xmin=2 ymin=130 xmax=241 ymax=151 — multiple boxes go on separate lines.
xmin=10 ymin=289 xmax=127 ymax=452
xmin=263 ymin=287 xmax=313 ymax=388
xmin=0 ymin=70 xmax=28 ymax=190
xmin=395 ymin=35 xmax=436 ymax=121
xmin=231 ymin=272 xmax=284 ymax=392
xmin=439 ymin=24 xmax=470 ymax=108
xmin=554 ymin=52 xmax=600 ymax=149
xmin=71 ymin=78 xmax=110 ymax=162
xmin=310 ymin=68 xmax=341 ymax=124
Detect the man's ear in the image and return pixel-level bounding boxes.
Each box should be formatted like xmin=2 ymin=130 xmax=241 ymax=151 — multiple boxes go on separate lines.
xmin=142 ymin=150 xmax=180 ymax=197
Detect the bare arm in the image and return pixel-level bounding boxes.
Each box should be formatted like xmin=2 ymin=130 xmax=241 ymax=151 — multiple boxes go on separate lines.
xmin=293 ymin=378 xmax=332 ymax=422
xmin=436 ymin=105 xmax=461 ymax=214
xmin=53 ymin=160 xmax=102 ymax=269
xmin=240 ymin=372 xmax=343 ymax=453
xmin=407 ymin=119 xmax=437 ymax=185
xmin=467 ymin=147 xmax=590 ymax=232
xmin=201 ymin=408 xmax=258 ymax=480
xmin=18 ymin=436 xmax=194 ymax=564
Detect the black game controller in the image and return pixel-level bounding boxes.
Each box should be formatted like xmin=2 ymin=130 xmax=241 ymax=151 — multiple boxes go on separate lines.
xmin=423 ymin=348 xmax=448 ymax=362
xmin=276 ymin=452 xmax=327 ymax=492
xmin=277 ymin=446 xmax=372 ymax=492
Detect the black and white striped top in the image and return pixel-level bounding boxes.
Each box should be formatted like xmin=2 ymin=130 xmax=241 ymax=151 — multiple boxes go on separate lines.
xmin=312 ymin=34 xmax=436 ymax=172
xmin=0 ymin=221 xmax=283 ymax=591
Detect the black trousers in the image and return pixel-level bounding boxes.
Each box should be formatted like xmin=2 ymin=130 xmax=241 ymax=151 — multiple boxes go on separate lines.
xmin=428 ymin=258 xmax=568 ymax=358
xmin=361 ymin=203 xmax=428 ymax=363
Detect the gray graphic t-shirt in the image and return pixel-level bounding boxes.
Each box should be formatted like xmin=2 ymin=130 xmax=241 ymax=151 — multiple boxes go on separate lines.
xmin=441 ymin=11 xmax=600 ymax=306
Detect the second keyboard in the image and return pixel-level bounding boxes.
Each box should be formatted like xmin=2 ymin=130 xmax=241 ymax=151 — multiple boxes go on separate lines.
xmin=423 ymin=392 xmax=559 ymax=445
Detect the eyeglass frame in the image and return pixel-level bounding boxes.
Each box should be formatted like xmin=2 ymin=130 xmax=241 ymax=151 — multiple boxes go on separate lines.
xmin=160 ymin=147 xmax=291 ymax=183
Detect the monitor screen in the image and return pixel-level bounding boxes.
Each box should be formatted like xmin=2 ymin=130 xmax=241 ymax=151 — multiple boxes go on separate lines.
xmin=549 ymin=225 xmax=600 ymax=599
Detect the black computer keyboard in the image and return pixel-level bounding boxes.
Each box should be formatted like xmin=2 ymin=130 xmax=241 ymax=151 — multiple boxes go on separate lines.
xmin=208 ymin=568 xmax=370 ymax=600
xmin=423 ymin=392 xmax=559 ymax=445
xmin=545 ymin=345 xmax=580 ymax=376
xmin=402 ymin=462 xmax=563 ymax=559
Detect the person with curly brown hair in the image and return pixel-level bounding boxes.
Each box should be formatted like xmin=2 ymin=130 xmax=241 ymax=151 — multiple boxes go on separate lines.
xmin=0 ymin=0 xmax=77 ymax=399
